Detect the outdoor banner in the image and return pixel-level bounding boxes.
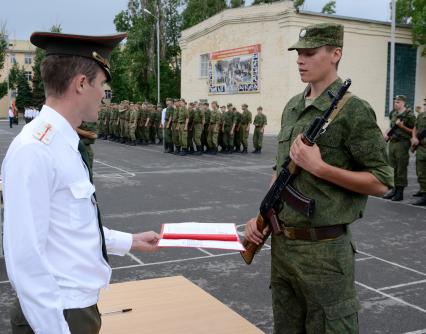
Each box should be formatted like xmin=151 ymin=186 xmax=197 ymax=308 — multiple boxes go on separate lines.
xmin=208 ymin=44 xmax=260 ymax=95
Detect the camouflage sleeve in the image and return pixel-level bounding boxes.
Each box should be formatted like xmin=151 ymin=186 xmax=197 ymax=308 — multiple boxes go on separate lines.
xmin=344 ymin=98 xmax=394 ymax=188
xmin=405 ymin=112 xmax=416 ymax=129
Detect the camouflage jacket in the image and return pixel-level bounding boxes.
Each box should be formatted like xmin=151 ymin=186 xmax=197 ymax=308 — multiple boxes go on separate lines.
xmin=389 ymin=108 xmax=416 ymax=141
xmin=276 ymin=78 xmax=394 ymax=228
xmin=241 ymin=110 xmax=252 ymax=126
xmin=253 ymin=114 xmax=267 ymax=127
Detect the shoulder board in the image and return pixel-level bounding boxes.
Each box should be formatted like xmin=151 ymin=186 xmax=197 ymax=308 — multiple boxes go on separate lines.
xmin=33 ymin=121 xmax=56 ymax=145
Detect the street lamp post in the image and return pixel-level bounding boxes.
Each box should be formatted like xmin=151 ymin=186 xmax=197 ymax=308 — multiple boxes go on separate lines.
xmin=144 ymin=7 xmax=164 ymax=152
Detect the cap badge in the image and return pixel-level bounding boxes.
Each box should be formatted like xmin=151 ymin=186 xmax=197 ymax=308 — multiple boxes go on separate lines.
xmin=92 ymin=51 xmax=110 ymax=69
xmin=300 ymin=29 xmax=307 ymax=38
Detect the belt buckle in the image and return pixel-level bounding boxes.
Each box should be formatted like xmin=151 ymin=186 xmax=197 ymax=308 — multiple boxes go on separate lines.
xmin=283 ymin=227 xmax=296 ymax=240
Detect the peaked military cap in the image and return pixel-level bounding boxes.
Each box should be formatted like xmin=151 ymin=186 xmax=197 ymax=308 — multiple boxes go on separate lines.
xmin=288 ymin=23 xmax=344 ymax=51
xmin=30 ymin=32 xmax=127 ymax=81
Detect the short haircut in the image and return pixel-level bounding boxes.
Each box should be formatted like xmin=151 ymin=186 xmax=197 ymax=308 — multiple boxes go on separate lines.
xmin=41 ymin=55 xmax=100 ymax=98
xmin=325 ymin=45 xmax=342 ymax=70
xmin=257 ymin=106 xmax=263 ymax=110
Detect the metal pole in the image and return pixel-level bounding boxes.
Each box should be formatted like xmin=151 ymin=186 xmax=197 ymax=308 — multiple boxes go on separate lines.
xmin=389 ymin=0 xmax=396 ymax=114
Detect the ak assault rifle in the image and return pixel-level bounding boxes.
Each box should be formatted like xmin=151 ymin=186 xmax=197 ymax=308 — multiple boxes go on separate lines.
xmin=385 ymin=115 xmax=404 ymax=142
xmin=411 ymin=129 xmax=426 ymax=152
xmin=240 ymin=79 xmax=352 ymax=265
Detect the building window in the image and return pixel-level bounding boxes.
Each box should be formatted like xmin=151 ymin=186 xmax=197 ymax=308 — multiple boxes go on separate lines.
xmin=200 ymin=54 xmax=209 ymax=78
xmin=104 ymin=90 xmax=112 ymax=99
xmin=24 ymin=71 xmax=33 ymax=81
xmin=25 ymin=54 xmax=32 ymax=64
xmin=10 ymin=53 xmax=16 ymax=64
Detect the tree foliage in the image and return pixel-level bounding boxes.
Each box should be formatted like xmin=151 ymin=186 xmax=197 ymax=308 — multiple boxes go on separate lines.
xmin=31 ymin=47 xmax=46 ymax=108
xmin=253 ymin=0 xmax=281 ymax=5
xmin=0 ymin=23 xmax=8 ymax=99
xmin=396 ymin=0 xmax=426 ymax=55
xmin=321 ymin=0 xmax=336 ymax=14
xmin=230 ymin=0 xmax=245 ymax=8
xmin=181 ymin=0 xmax=227 ymax=30
xmin=15 ymin=67 xmax=32 ymax=111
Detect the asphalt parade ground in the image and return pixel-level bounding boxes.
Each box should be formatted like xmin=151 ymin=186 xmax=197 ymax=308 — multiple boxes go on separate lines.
xmin=0 ymin=121 xmax=425 ymax=334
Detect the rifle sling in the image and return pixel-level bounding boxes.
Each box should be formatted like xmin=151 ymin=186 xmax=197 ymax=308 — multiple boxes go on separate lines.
xmin=281 ymin=92 xmax=353 ymax=216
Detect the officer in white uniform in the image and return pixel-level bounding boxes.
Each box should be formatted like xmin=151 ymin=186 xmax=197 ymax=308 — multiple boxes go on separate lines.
xmin=1 ymin=31 xmax=160 ymax=334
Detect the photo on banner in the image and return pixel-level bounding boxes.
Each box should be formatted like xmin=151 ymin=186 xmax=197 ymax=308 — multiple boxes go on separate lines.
xmin=208 ymin=44 xmax=260 ymax=95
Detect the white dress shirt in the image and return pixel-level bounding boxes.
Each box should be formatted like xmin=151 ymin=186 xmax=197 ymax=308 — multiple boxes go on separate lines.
xmin=1 ymin=105 xmax=132 ymax=334
xmin=8 ymin=108 xmax=14 ymax=118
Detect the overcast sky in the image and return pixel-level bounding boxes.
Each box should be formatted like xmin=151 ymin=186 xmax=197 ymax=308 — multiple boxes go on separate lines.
xmin=2 ymin=0 xmax=390 ymax=40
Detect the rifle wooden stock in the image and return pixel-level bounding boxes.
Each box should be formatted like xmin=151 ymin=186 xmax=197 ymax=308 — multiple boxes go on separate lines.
xmin=240 ymin=214 xmax=271 ymax=265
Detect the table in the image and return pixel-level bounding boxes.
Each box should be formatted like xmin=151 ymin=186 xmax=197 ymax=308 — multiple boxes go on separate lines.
xmin=99 ymin=276 xmax=264 ymax=334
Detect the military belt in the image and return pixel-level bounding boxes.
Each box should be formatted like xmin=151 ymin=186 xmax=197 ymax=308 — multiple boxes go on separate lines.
xmin=280 ymin=224 xmax=346 ymax=241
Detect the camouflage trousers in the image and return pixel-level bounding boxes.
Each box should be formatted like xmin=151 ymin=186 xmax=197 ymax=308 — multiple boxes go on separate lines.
xmin=222 ymin=126 xmax=233 ymax=147
xmin=201 ymin=124 xmax=209 ymax=149
xmin=234 ymin=127 xmax=242 ymax=149
xmin=165 ymin=127 xmax=173 ymax=145
xmin=271 ymin=229 xmax=360 ymax=334
xmin=172 ymin=123 xmax=180 ymax=146
xmin=179 ymin=123 xmax=188 ymax=149
xmin=240 ymin=125 xmax=250 ymax=148
xmin=416 ymin=145 xmax=426 ymax=192
xmin=119 ymin=119 xmax=126 ymax=138
xmin=207 ymin=125 xmax=218 ymax=149
xmin=253 ymin=127 xmax=264 ymax=149
xmin=129 ymin=124 xmax=137 ymax=141
xmin=388 ymin=139 xmax=411 ymax=187
xmin=157 ymin=126 xmax=163 ymax=141
xmin=97 ymin=121 xmax=105 ymax=137
xmin=193 ymin=124 xmax=203 ymax=146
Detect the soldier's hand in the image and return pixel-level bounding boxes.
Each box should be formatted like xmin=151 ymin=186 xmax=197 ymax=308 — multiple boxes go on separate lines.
xmin=395 ymin=119 xmax=404 ymax=128
xmin=411 ymin=137 xmax=420 ymax=147
xmin=244 ymin=217 xmax=264 ymax=245
xmin=131 ymin=231 xmax=161 ymax=253
xmin=290 ymin=134 xmax=325 ymax=177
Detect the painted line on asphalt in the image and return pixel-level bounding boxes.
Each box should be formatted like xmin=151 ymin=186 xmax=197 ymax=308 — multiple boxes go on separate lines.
xmin=197 ymin=248 xmax=214 ymax=256
xmin=355 ymin=256 xmax=374 ymax=262
xmin=378 ymin=279 xmax=426 ymax=292
xmin=126 ymin=252 xmax=144 ymax=265
xmin=403 ymin=329 xmax=426 ymax=334
xmin=358 ymin=250 xmax=426 ymax=277
xmin=93 ymin=160 xmax=136 ymax=177
xmin=355 ymin=281 xmax=426 ymax=313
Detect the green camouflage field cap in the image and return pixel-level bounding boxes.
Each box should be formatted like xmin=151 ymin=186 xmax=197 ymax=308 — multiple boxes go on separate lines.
xmin=288 ymin=23 xmax=344 ymax=51
xmin=394 ymin=95 xmax=406 ymax=102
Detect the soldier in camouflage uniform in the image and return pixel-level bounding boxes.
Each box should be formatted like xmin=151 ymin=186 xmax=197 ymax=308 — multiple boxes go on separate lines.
xmin=103 ymin=103 xmax=111 ymax=140
xmin=97 ymin=106 xmax=106 ymax=139
xmin=187 ymin=102 xmax=195 ymax=153
xmin=128 ymin=103 xmax=139 ymax=146
xmin=192 ymin=101 xmax=205 ymax=155
xmin=77 ymin=121 xmax=97 ymax=170
xmin=218 ymin=105 xmax=226 ymax=152
xmin=164 ymin=98 xmax=175 ymax=153
xmin=109 ymin=103 xmax=119 ymax=141
xmin=172 ymin=99 xmax=181 ymax=153
xmin=411 ymin=101 xmax=426 ymax=206
xmin=207 ymin=101 xmax=220 ymax=155
xmin=222 ymin=104 xmax=234 ymax=153
xmin=240 ymin=103 xmax=252 ymax=153
xmin=383 ymin=95 xmax=416 ymax=201
xmin=202 ymin=102 xmax=210 ymax=152
xmin=233 ymin=107 xmax=242 ymax=152
xmin=118 ymin=101 xmax=128 ymax=143
xmin=177 ymin=100 xmax=189 ymax=155
xmin=156 ymin=104 xmax=163 ymax=145
xmin=252 ymin=106 xmax=267 ymax=153
xmin=244 ymin=23 xmax=393 ymax=334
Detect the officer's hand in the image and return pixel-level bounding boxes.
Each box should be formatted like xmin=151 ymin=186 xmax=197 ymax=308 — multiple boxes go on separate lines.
xmin=290 ymin=134 xmax=325 ymax=177
xmin=244 ymin=217 xmax=264 ymax=245
xmin=411 ymin=137 xmax=420 ymax=146
xmin=131 ymin=231 xmax=161 ymax=253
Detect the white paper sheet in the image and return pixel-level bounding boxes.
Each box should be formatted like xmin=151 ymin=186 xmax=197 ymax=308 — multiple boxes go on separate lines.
xmin=157 ymin=238 xmax=245 ymax=251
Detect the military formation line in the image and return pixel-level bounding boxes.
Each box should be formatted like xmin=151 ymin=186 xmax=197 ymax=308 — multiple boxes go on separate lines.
xmin=97 ymin=98 xmax=267 ymax=155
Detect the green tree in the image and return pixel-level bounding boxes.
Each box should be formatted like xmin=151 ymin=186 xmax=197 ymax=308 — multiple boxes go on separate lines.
xmin=253 ymin=0 xmax=281 ymax=5
xmin=182 ymin=0 xmax=227 ymax=30
xmin=230 ymin=0 xmax=245 ymax=7
xmin=321 ymin=0 xmax=336 ymax=14
xmin=396 ymin=0 xmax=426 ymax=54
xmin=30 ymin=24 xmax=62 ymax=107
xmin=15 ymin=67 xmax=32 ymax=112
xmin=0 ymin=23 xmax=8 ymax=99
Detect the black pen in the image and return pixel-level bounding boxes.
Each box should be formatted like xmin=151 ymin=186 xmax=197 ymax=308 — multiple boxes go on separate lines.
xmin=101 ymin=308 xmax=133 ymax=316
